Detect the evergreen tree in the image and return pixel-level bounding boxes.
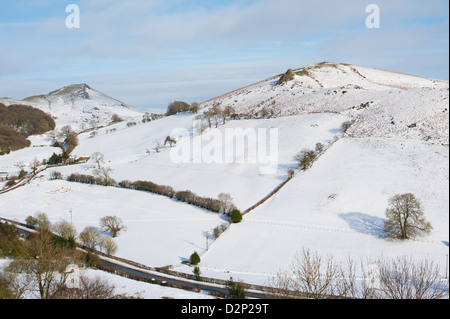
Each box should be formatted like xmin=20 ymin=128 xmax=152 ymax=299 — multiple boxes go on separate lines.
xmin=190 ymin=251 xmax=201 ymax=265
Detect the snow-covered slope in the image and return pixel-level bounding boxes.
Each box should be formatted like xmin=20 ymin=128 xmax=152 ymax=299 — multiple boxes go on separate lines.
xmin=194 ymin=138 xmax=449 ymax=284
xmin=0 ymin=84 xmax=146 ymax=129
xmin=1 ymin=62 xmax=448 ymax=290
xmin=200 ymin=62 xmax=449 ymax=144
xmin=61 ymin=112 xmax=351 ymax=210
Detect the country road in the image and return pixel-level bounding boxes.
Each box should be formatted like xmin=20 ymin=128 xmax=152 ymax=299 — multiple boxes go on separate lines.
xmin=0 ymin=216 xmax=273 ymax=299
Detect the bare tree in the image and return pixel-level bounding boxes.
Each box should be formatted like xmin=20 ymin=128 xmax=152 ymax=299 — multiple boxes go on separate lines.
xmin=47 ymin=130 xmax=60 ymax=144
xmin=267 ymin=248 xmax=340 ymax=299
xmin=26 ymin=212 xmax=52 ymax=233
xmin=60 ymin=125 xmax=74 ymax=139
xmin=291 ymin=248 xmax=339 ymax=298
xmin=195 ymin=119 xmax=207 ymax=135
xmin=266 ymin=248 xmax=357 ymax=299
xmin=315 ymin=142 xmax=325 ymax=153
xmin=210 ymin=103 xmax=222 ymax=128
xmin=90 ymin=152 xmax=104 ymax=169
xmin=79 ymin=122 xmax=87 ymax=131
xmin=99 ymin=216 xmax=127 ymax=238
xmin=294 ymin=149 xmax=317 ymax=170
xmin=260 ymin=107 xmax=269 ymax=119
xmin=267 ymin=250 xmax=448 ymax=299
xmin=93 ymin=166 xmax=115 ymax=186
xmin=6 ymin=232 xmax=82 ymax=299
xmin=89 ymin=120 xmax=99 ymax=129
xmin=190 ymin=102 xmax=200 ymax=114
xmin=203 ymin=111 xmax=213 ymax=129
xmin=79 ymin=226 xmax=102 ymax=251
xmin=375 ymin=256 xmax=448 ymax=299
xmin=74 ymin=276 xmax=115 ymax=299
xmin=14 ymin=162 xmax=27 ymax=178
xmin=52 ymin=220 xmax=77 ymax=241
xmin=384 ymin=193 xmax=432 ymax=240
xmin=100 ymin=236 xmax=118 ymax=256
xmin=154 ymin=139 xmax=162 ymax=153
xmin=51 ymin=275 xmax=116 ymax=299
xmin=0 ymin=270 xmax=30 ymax=299
xmin=29 ymin=157 xmax=40 ymax=175
xmin=217 ymin=193 xmax=236 ymax=214
xmin=164 ymin=136 xmax=176 ymax=147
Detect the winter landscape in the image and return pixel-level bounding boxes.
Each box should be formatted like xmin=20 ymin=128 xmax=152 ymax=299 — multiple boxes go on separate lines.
xmin=0 ymin=0 xmax=448 ymax=303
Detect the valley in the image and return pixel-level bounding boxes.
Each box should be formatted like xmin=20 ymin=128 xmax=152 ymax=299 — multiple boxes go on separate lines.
xmin=1 ymin=62 xmax=448 ymax=298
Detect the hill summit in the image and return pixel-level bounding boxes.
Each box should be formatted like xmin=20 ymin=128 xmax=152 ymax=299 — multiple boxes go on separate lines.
xmin=0 ymin=84 xmax=144 ymax=128
xmin=200 ymin=62 xmax=449 ymax=144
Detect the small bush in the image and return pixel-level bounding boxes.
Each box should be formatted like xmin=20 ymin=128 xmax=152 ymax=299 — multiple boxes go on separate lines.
xmin=111 ymin=114 xmax=123 ymax=123
xmin=225 ymin=277 xmax=247 ymax=299
xmin=166 ymin=101 xmax=191 ymax=116
xmin=85 ymin=251 xmax=100 ymax=268
xmin=230 ymin=210 xmax=243 ymax=223
xmin=49 ymin=171 xmax=62 ymax=180
xmin=67 ymin=173 xmax=96 ymax=184
xmin=276 ymin=69 xmax=295 ymax=85
xmin=25 ymin=216 xmax=38 ymax=229
xmin=190 ymin=251 xmax=201 ymax=265
xmin=294 ymin=149 xmax=317 ymax=170
xmin=213 ymin=224 xmax=228 ymax=239
xmin=5 ymin=178 xmax=17 ymax=188
xmin=48 ymin=153 xmax=63 ymax=165
xmin=193 ymin=266 xmax=201 ymax=281
xmin=341 ymin=121 xmax=354 ymax=133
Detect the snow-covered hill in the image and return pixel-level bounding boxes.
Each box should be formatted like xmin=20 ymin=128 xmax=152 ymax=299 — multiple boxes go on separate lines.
xmin=200 ymin=62 xmax=449 ymax=144
xmin=0 ymin=84 xmax=146 ymax=129
xmin=1 ymin=62 xmax=448 ymax=291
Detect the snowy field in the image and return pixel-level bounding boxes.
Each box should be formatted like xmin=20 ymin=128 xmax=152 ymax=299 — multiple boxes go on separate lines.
xmin=0 ymin=179 xmax=225 ymax=267
xmin=175 ymin=138 xmax=449 ymax=285
xmin=59 ymin=113 xmax=350 ymax=210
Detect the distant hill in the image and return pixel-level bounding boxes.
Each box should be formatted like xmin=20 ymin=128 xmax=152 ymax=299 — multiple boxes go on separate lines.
xmin=0 ymin=84 xmax=145 ymax=129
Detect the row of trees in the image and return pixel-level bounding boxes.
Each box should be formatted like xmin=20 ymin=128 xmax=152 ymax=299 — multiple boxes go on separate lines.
xmin=166 ymin=101 xmax=200 ymax=116
xmin=63 ymin=155 xmax=239 ymax=214
xmin=292 ymin=120 xmax=354 ymax=170
xmin=66 ymin=173 xmax=237 ymax=214
xmin=67 ymin=166 xmax=116 ymax=187
xmin=0 ymin=216 xmax=127 ymax=299
xmin=0 ymin=126 xmax=31 ymax=155
xmin=24 ymin=212 xmax=125 ymax=255
xmin=121 ymin=180 xmax=237 ymax=215
xmin=294 ymin=142 xmax=326 ymax=170
xmin=0 ymin=103 xmax=55 ymax=137
xmin=194 ymin=103 xmax=237 ymax=135
xmin=165 ymin=100 xmax=239 ymax=134
xmin=0 ymin=103 xmax=55 ymax=154
xmin=267 ymin=247 xmax=448 ymax=299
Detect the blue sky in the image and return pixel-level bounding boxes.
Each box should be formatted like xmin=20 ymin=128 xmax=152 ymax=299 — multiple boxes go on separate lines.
xmin=0 ymin=0 xmax=448 ymax=110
